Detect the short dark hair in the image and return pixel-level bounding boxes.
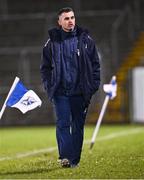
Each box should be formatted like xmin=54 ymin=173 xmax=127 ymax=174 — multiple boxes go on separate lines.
xmin=58 ymin=7 xmax=74 ymax=18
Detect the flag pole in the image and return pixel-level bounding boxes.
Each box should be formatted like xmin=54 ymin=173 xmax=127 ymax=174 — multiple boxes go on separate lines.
xmin=0 ymin=77 xmax=20 ymax=120
xmin=90 ymin=76 xmax=116 ymax=149
xmin=90 ymin=95 xmax=110 ymax=149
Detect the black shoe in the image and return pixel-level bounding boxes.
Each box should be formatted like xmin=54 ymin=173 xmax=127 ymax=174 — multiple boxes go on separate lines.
xmin=61 ymin=158 xmax=70 ymax=168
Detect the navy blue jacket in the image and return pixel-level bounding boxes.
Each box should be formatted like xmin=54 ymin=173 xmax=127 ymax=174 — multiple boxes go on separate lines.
xmin=40 ymin=26 xmax=100 ymax=105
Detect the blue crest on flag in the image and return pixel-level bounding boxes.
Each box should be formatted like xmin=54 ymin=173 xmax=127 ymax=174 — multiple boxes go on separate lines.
xmin=21 ymin=97 xmax=37 ymax=106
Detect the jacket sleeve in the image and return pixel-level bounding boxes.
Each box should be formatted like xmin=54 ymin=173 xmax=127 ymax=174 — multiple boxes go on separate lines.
xmin=90 ymin=39 xmax=101 ymax=93
xmin=40 ymin=39 xmax=52 ymax=91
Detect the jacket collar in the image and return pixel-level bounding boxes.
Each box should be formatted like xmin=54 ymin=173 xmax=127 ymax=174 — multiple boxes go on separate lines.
xmin=48 ymin=25 xmax=89 ymax=42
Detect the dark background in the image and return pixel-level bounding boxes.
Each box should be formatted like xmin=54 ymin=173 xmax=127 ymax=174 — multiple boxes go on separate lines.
xmin=0 ymin=0 xmax=143 ymax=125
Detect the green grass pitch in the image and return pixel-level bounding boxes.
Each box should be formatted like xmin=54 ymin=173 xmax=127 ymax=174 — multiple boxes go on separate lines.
xmin=0 ymin=124 xmax=144 ymax=179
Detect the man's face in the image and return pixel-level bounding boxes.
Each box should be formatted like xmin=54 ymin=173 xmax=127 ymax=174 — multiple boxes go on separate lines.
xmin=58 ymin=11 xmax=75 ymax=32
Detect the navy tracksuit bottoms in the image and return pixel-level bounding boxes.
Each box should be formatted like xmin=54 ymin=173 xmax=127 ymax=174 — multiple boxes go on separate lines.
xmin=53 ymin=95 xmax=88 ymax=165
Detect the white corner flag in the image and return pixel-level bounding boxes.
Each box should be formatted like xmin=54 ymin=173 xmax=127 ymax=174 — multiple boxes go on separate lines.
xmin=90 ymin=76 xmax=117 ymax=149
xmin=0 ymin=77 xmax=42 ymax=119
xmin=103 ymin=76 xmax=117 ymax=99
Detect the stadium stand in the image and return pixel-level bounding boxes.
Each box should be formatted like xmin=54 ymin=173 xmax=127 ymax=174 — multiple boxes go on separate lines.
xmin=5 ymin=0 xmax=135 ymax=14
xmin=0 ymin=0 xmax=143 ymax=125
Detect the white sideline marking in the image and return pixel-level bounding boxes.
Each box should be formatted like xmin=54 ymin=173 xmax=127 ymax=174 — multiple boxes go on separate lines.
xmin=0 ymin=147 xmax=57 ymax=161
xmin=84 ymin=127 xmax=143 ymax=144
xmin=0 ymin=128 xmax=143 ymax=162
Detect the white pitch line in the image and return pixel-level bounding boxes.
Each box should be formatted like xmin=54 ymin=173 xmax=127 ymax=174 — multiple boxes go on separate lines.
xmin=0 ymin=127 xmax=143 ymax=162
xmin=84 ymin=127 xmax=144 ymax=144
xmin=0 ymin=147 xmax=57 ymax=161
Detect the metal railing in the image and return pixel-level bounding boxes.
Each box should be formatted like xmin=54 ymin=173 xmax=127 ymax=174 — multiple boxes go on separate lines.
xmin=0 ymin=46 xmax=42 ymax=93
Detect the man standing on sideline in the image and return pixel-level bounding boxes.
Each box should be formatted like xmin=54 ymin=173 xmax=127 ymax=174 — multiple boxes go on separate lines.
xmin=40 ymin=7 xmax=100 ymax=168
